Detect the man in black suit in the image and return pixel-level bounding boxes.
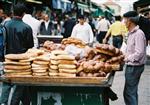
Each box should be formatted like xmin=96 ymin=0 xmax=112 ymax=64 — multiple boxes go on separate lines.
xmin=63 ymin=15 xmax=76 ymax=38
xmin=40 ymin=14 xmax=54 ymax=35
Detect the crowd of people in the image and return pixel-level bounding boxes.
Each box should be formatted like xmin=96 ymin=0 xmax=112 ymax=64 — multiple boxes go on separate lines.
xmin=0 ymin=1 xmax=150 ymax=105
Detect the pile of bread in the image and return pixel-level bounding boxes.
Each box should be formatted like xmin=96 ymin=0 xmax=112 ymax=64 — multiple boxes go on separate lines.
xmin=61 ymin=37 xmax=86 ymax=48
xmin=41 ymin=41 xmax=65 ymax=52
xmin=3 ymin=39 xmax=125 ymax=78
xmin=76 ymin=43 xmax=124 ymax=77
xmin=50 ymin=50 xmax=77 ymax=77
xmin=4 ymin=54 xmax=32 ymax=76
xmin=32 ymin=55 xmax=50 ymax=76
xmin=3 ymin=49 xmax=48 ymax=76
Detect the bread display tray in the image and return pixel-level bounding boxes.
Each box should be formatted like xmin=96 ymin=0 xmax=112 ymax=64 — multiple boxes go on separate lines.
xmin=0 ymin=72 xmax=114 ymax=87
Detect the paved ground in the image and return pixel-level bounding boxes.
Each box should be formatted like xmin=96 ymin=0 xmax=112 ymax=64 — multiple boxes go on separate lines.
xmin=110 ymin=65 xmax=150 ymax=105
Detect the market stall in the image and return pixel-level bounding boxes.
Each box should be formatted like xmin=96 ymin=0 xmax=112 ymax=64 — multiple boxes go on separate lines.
xmin=0 ymin=37 xmax=124 ymax=105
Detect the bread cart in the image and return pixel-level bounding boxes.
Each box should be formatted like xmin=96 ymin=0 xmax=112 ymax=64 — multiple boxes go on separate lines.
xmin=0 ymin=71 xmax=115 ymax=105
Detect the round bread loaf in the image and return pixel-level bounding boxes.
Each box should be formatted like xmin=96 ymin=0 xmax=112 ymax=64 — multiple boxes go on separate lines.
xmin=4 ymin=69 xmax=31 ymax=73
xmin=5 ymin=71 xmax=32 ymax=75
xmin=58 ymin=64 xmax=76 ymax=69
xmin=4 ymin=65 xmax=31 ymax=70
xmin=49 ymin=73 xmax=59 ymax=76
xmin=35 ymin=56 xmax=50 ymax=61
xmin=33 ymin=60 xmax=49 ymax=65
xmin=50 ymin=55 xmax=59 ymax=60
xmin=5 ymin=54 xmax=29 ymax=60
xmin=32 ymin=72 xmax=48 ymax=76
xmin=19 ymin=58 xmax=34 ymax=62
xmin=32 ymin=69 xmax=47 ymax=73
xmin=4 ymin=62 xmax=30 ymax=66
xmin=51 ymin=50 xmax=68 ymax=55
xmin=58 ymin=73 xmax=76 ymax=77
xmin=32 ymin=64 xmax=48 ymax=68
xmin=59 ymin=69 xmax=77 ymax=74
xmin=57 ymin=55 xmax=75 ymax=60
xmin=32 ymin=67 xmax=49 ymax=70
xmin=51 ymin=60 xmax=59 ymax=65
xmin=49 ymin=69 xmax=59 ymax=73
xmin=50 ymin=65 xmax=58 ymax=70
xmin=5 ymin=59 xmax=14 ymax=62
xmin=59 ymin=60 xmax=77 ymax=65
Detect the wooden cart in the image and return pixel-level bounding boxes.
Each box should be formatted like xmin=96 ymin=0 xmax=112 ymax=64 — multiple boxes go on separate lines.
xmin=0 ymin=72 xmax=115 ymax=105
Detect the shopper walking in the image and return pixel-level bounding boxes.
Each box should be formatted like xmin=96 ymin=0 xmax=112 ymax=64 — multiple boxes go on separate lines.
xmin=103 ymin=15 xmax=127 ymax=48
xmin=0 ymin=3 xmax=34 ymax=105
xmin=96 ymin=16 xmax=110 ymax=43
xmin=123 ymin=11 xmax=146 ymax=105
xmin=71 ymin=15 xmax=94 ymax=45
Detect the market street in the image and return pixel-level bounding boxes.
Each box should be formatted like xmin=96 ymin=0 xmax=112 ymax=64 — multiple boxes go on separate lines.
xmin=110 ymin=65 xmax=150 ymax=105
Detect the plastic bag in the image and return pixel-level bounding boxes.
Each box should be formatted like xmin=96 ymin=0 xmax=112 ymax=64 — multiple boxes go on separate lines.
xmin=146 ymin=44 xmax=150 ymax=56
xmin=120 ymin=42 xmax=127 ymax=54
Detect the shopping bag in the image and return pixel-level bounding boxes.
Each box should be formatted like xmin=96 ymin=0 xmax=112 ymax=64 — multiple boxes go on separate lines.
xmin=146 ymin=44 xmax=150 ymax=56
xmin=120 ymin=42 xmax=127 ymax=54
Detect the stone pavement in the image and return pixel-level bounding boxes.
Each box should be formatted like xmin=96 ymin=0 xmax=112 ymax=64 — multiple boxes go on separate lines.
xmin=110 ymin=65 xmax=150 ymax=105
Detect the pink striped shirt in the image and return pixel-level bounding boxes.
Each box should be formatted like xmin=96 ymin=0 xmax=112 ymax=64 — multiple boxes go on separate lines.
xmin=125 ymin=26 xmax=146 ymax=66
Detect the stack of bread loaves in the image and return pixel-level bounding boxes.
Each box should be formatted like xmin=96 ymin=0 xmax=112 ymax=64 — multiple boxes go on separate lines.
xmin=32 ymin=54 xmax=50 ymax=76
xmin=50 ymin=50 xmax=77 ymax=77
xmin=4 ymin=54 xmax=32 ymax=76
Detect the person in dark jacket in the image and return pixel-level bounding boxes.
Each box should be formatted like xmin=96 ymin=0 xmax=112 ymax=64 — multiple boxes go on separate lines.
xmin=63 ymin=15 xmax=76 ymax=38
xmin=40 ymin=14 xmax=54 ymax=35
xmin=0 ymin=3 xmax=34 ymax=105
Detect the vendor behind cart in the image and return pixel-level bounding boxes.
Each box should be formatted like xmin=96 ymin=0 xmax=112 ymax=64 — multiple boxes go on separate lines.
xmin=0 ymin=2 xmax=34 ymax=105
xmin=71 ymin=15 xmax=94 ymax=46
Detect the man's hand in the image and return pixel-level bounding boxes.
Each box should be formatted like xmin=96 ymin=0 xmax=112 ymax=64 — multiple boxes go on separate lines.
xmin=103 ymin=38 xmax=107 ymax=44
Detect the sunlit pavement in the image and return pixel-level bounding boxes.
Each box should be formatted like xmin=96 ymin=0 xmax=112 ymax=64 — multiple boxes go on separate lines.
xmin=110 ymin=65 xmax=150 ymax=105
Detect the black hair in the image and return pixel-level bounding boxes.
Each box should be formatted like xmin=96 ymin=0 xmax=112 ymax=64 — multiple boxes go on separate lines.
xmin=25 ymin=4 xmax=33 ymax=14
xmin=123 ymin=11 xmax=139 ymax=25
xmin=78 ymin=15 xmax=84 ymax=19
xmin=115 ymin=15 xmax=121 ymax=21
xmin=13 ymin=2 xmax=26 ymax=17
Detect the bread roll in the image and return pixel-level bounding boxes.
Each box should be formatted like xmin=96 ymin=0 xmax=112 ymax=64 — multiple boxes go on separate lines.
xmin=51 ymin=50 xmax=68 ymax=55
xmin=4 ymin=62 xmax=30 ymax=66
xmin=33 ymin=60 xmax=49 ymax=65
xmin=59 ymin=69 xmax=77 ymax=74
xmin=50 ymin=65 xmax=58 ymax=70
xmin=58 ymin=64 xmax=76 ymax=69
xmin=51 ymin=60 xmax=59 ymax=65
xmin=59 ymin=73 xmax=76 ymax=77
xmin=95 ymin=49 xmax=114 ymax=56
xmin=59 ymin=60 xmax=77 ymax=65
xmin=4 ymin=65 xmax=31 ymax=70
xmin=5 ymin=54 xmax=29 ymax=60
